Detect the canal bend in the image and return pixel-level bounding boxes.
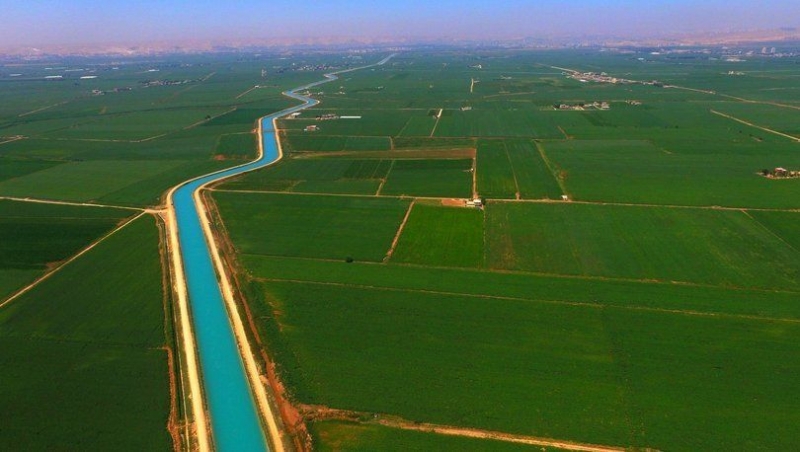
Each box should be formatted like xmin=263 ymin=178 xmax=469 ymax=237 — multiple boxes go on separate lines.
xmin=169 ymin=54 xmax=395 ymax=451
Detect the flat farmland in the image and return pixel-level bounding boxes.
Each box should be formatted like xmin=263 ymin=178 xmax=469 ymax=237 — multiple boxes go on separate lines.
xmin=0 ymin=199 xmax=132 ymax=299
xmin=249 ymin=279 xmax=800 ymax=451
xmin=434 ymin=109 xmax=564 ymax=138
xmin=0 ymin=159 xmax=63 ymax=182
xmin=506 ymin=139 xmax=562 ymax=199
xmin=0 ymin=215 xmax=172 ymax=450
xmin=391 ymin=204 xmax=483 ymax=267
xmin=380 ymin=159 xmax=473 ymax=198
xmin=543 ymin=139 xmax=800 ymax=208
xmin=0 ymin=159 xmax=188 ymax=205
xmin=310 ymin=421 xmax=556 ymax=451
xmin=486 ymin=202 xmax=800 ymax=289
xmin=208 ymin=50 xmax=800 ymax=451
xmin=282 ymin=133 xmax=392 ymax=153
xmin=215 ymin=132 xmax=258 ymax=160
xmin=212 ymin=191 xmax=410 ymax=262
xmin=220 ymin=158 xmax=389 ymax=194
xmin=41 ymin=107 xmax=230 ymax=141
xmin=476 ymin=140 xmax=517 ymax=199
xmin=278 ymin=109 xmax=424 ymax=137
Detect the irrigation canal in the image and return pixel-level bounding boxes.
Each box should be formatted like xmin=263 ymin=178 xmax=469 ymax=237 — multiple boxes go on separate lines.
xmin=169 ymin=54 xmax=394 ymax=451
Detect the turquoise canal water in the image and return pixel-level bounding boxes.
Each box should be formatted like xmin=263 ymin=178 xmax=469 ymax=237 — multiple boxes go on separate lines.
xmin=171 ymin=55 xmax=393 ymax=451
xmin=172 ymin=86 xmax=324 ymax=451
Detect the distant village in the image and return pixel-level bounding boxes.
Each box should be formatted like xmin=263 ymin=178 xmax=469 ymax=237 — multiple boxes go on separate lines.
xmin=555 ymin=101 xmax=610 ymax=111
xmin=565 ymin=70 xmax=664 ymax=87
xmin=761 ymin=167 xmax=800 ymax=179
xmin=289 ymin=111 xmax=362 ymax=132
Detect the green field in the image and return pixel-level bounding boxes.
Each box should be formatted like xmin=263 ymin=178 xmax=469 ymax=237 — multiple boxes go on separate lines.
xmin=215 ymin=132 xmax=258 ymax=160
xmin=0 ymin=200 xmax=133 ymax=300
xmin=0 ymin=215 xmax=172 ymax=450
xmin=220 ymin=158 xmax=390 ymax=195
xmin=391 ymin=204 xmax=483 ymax=267
xmin=5 ymin=48 xmax=800 ymax=450
xmin=209 ymin=49 xmax=800 ymax=451
xmin=212 ymin=191 xmax=410 ymax=262
xmin=251 ymin=280 xmax=800 ymax=450
xmin=381 ymin=159 xmax=473 ymax=198
xmin=485 ymin=202 xmax=800 ymax=289
xmin=310 ymin=421 xmax=559 ymax=451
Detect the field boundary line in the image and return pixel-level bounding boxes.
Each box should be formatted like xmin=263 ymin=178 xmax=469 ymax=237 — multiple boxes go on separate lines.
xmin=741 ymin=210 xmax=800 ymax=255
xmin=262 ymin=277 xmax=800 ymax=324
xmin=378 ymin=419 xmax=627 ymax=452
xmin=246 ymin=252 xmax=800 ymax=295
xmin=503 ymin=141 xmax=521 ymax=200
xmin=236 ymin=85 xmax=261 ymax=99
xmin=383 ymin=200 xmax=415 ymax=262
xmin=710 ymin=109 xmax=800 ymax=142
xmin=533 ymin=140 xmax=568 ymax=197
xmin=0 ymin=195 xmax=144 ymax=212
xmin=375 ymin=160 xmax=395 ymax=196
xmin=18 ymin=100 xmax=71 ymax=117
xmin=0 ymin=136 xmax=26 ymax=146
xmin=492 ymin=197 xmax=800 ymax=213
xmin=300 ymin=404 xmax=628 ymax=452
xmin=429 ymin=108 xmax=443 ymax=137
xmin=0 ymin=211 xmax=146 ymax=310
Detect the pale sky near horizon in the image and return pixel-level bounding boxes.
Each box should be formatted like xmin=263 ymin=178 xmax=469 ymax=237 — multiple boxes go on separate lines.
xmin=3 ymin=0 xmax=800 ymax=48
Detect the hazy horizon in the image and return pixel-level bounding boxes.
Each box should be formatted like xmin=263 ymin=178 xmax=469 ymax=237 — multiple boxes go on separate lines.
xmin=3 ymin=0 xmax=800 ymax=51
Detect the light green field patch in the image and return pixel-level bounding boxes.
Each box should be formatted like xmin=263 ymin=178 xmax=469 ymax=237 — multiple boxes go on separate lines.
xmin=392 ymin=204 xmax=483 ymax=267
xmin=544 ymin=139 xmax=800 ymax=209
xmin=505 ymin=139 xmax=562 ymax=199
xmin=486 ymin=202 xmax=800 ymax=289
xmin=0 ymin=159 xmax=187 ymax=202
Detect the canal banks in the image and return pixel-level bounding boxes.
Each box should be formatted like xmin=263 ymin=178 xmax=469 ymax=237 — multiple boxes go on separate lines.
xmin=165 ymin=55 xmax=394 ymax=451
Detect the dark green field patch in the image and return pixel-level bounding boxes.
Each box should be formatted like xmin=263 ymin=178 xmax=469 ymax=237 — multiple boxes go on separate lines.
xmin=747 ymin=211 xmax=800 ymax=251
xmin=221 ymin=158 xmax=390 ymax=195
xmin=0 ymin=215 xmax=171 ymax=450
xmin=255 ymin=280 xmax=800 ymax=450
xmin=0 ymin=217 xmax=122 ymax=269
xmin=43 ymin=108 xmax=229 ymax=141
xmin=215 ymin=132 xmax=257 ymax=159
xmin=0 ymin=160 xmax=188 ymax=204
xmin=213 ymin=191 xmax=410 ymax=262
xmin=392 ymin=204 xmax=483 ymax=267
xmin=381 ymin=159 xmax=473 ymax=198
xmin=0 ymin=159 xmax=64 ymax=182
xmin=0 ymin=200 xmax=132 ymax=298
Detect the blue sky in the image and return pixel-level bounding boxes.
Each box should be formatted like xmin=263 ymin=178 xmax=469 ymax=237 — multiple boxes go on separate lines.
xmin=3 ymin=0 xmax=800 ymax=48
